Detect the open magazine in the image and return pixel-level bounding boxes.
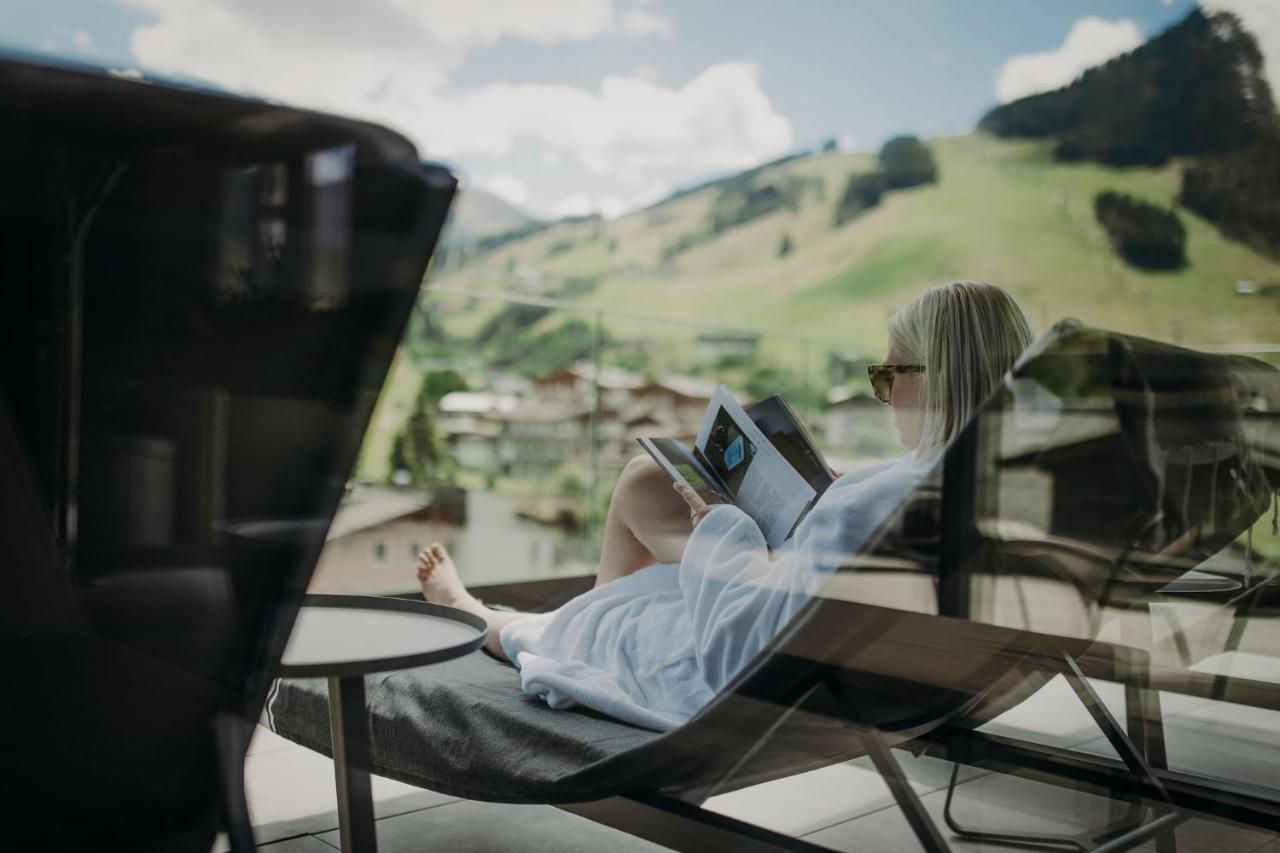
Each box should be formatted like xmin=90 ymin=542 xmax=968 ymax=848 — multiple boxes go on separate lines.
xmin=638 ymin=385 xmax=836 ymax=548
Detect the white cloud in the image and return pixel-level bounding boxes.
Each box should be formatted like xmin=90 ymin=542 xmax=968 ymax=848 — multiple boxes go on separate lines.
xmin=476 ymin=172 xmax=531 ymax=207
xmin=548 ymin=180 xmax=669 ymax=220
xmin=419 ymin=0 xmax=615 ymax=47
xmin=117 ymin=0 xmax=793 ymax=220
xmin=550 ymin=193 xmax=596 ymax=218
xmin=618 ymin=7 xmax=673 ymax=40
xmin=1204 ymin=0 xmax=1280 ymax=98
xmin=597 ymin=197 xmax=628 ymax=218
xmin=626 ymin=179 xmax=672 ymax=210
xmin=631 ymin=63 xmax=661 ymax=83
xmin=412 ymin=63 xmax=792 ymax=176
xmin=119 ymin=0 xmax=661 ymax=108
xmin=995 ymin=17 xmax=1143 ymax=103
xmin=119 ymin=1 xmax=791 ymax=181
xmin=72 ymin=30 xmax=93 ymax=49
xmin=39 ymin=38 xmax=55 ymax=52
xmin=124 ymin=0 xmax=617 ymax=60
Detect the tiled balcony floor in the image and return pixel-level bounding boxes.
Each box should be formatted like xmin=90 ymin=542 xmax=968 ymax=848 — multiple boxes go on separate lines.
xmin=227 ymin=711 xmax=1279 ymax=853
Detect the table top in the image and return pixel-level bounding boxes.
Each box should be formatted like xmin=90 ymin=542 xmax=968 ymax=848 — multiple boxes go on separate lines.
xmin=277 ymin=594 xmax=487 ymax=678
xmin=1155 ymin=569 xmax=1243 ymax=595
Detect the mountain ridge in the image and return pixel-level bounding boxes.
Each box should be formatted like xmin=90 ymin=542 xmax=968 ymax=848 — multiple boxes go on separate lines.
xmin=438 ymin=185 xmax=538 ymax=250
xmin=980 ymin=8 xmax=1279 ymax=166
xmin=429 ymin=132 xmax=1280 ymax=355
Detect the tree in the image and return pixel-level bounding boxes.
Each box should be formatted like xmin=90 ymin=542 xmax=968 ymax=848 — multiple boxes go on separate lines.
xmin=474 ymin=301 xmax=551 ymax=346
xmin=1094 ymin=191 xmax=1187 ymax=270
xmin=834 ymin=171 xmax=886 ymax=226
xmin=744 ymin=364 xmax=817 ymax=410
xmin=711 ymin=183 xmax=786 ymax=234
xmin=490 ymin=318 xmax=599 ymax=377
xmin=1181 ymin=146 xmax=1280 ymax=257
xmin=422 ymin=369 xmax=467 ymax=403
xmin=557 ymin=470 xmax=584 ymax=499
xmin=878 ymin=135 xmax=938 ymax=189
xmin=388 ymin=434 xmax=410 ymax=485
xmin=388 ymin=376 xmax=448 ymax=488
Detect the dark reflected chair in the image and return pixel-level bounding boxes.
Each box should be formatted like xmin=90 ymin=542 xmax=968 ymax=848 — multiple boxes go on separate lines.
xmin=916 ymin=323 xmax=1279 ymax=849
xmin=0 ymin=56 xmax=454 ymax=851
xmin=269 ymin=322 xmax=1278 ymax=852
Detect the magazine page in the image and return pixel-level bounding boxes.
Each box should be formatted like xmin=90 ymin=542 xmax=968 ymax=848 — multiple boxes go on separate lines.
xmin=636 ymin=437 xmax=731 ymax=503
xmin=744 ymin=395 xmax=836 ymax=495
xmin=695 ymin=385 xmax=817 ymax=548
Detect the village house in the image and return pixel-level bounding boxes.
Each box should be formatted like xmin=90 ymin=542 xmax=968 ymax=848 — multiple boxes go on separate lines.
xmin=823 ymin=384 xmax=889 ymax=452
xmin=695 ymin=331 xmax=760 ymax=360
xmin=439 ymin=364 xmax=721 ymax=477
xmin=534 ymin=361 xmax=646 ymax=410
xmin=310 ymin=483 xmax=576 ymax=593
xmin=309 ymin=485 xmax=464 ymax=594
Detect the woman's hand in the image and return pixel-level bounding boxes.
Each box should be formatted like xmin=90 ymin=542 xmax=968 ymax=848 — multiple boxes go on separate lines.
xmin=673 ymin=483 xmax=722 ymax=529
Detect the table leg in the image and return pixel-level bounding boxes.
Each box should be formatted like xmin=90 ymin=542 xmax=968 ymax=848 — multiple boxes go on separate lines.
xmin=328 ymin=675 xmax=378 ymax=853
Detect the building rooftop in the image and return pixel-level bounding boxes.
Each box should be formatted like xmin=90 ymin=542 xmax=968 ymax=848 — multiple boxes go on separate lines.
xmin=326 ymin=486 xmax=430 ymax=540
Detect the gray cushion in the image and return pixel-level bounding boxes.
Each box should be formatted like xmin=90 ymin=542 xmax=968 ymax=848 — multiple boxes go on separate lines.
xmin=265 ymin=616 xmax=927 ymax=806
xmin=268 ymin=650 xmax=663 ymax=803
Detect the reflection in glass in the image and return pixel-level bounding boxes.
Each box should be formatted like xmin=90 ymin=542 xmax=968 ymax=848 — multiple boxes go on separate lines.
xmin=0 ymin=57 xmax=454 ymax=850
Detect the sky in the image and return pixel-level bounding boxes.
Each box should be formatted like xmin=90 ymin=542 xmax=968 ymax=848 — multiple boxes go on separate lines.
xmin=7 ymin=0 xmax=1278 ymax=219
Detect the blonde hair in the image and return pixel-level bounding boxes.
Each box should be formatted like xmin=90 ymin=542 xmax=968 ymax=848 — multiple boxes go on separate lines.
xmin=886 ymin=281 xmax=1033 ymax=453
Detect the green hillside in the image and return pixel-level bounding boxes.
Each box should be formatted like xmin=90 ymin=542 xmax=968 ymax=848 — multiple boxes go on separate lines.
xmin=429 ymin=132 xmax=1280 ymax=359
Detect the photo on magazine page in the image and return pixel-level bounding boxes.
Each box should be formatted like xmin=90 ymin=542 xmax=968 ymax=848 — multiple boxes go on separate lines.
xmin=637 ymin=437 xmax=730 ymax=504
xmin=743 ymin=395 xmax=835 ymax=494
xmin=703 ymin=405 xmax=758 ymax=496
xmin=694 ymin=385 xmax=817 ymax=549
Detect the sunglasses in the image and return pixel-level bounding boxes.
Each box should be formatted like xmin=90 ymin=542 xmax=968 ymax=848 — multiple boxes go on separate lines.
xmin=866 ymin=363 xmax=925 ymax=404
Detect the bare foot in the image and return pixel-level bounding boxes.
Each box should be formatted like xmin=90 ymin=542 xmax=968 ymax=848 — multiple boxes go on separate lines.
xmin=416 ymin=543 xmax=482 ymax=613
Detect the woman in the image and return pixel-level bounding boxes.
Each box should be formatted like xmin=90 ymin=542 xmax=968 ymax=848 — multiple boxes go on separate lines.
xmin=416 ymin=281 xmax=1033 ymax=730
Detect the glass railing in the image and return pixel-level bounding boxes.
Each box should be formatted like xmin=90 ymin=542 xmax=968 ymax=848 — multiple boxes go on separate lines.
xmin=309 ymin=287 xmax=1280 ymax=597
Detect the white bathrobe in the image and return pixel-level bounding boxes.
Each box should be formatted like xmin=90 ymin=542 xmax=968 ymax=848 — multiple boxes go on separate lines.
xmin=499 ymin=454 xmax=934 ymax=731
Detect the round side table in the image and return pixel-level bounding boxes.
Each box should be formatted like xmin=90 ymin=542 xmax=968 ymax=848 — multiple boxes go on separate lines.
xmin=276 ymin=594 xmax=486 ymax=853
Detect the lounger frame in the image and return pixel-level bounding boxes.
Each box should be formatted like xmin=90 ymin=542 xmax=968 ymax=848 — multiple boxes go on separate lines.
xmin=453 ymin=561 xmax=1279 ymax=853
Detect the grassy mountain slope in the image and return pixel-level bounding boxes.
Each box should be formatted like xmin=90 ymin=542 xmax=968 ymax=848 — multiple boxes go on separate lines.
xmin=430 ymin=132 xmax=1280 ymax=363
